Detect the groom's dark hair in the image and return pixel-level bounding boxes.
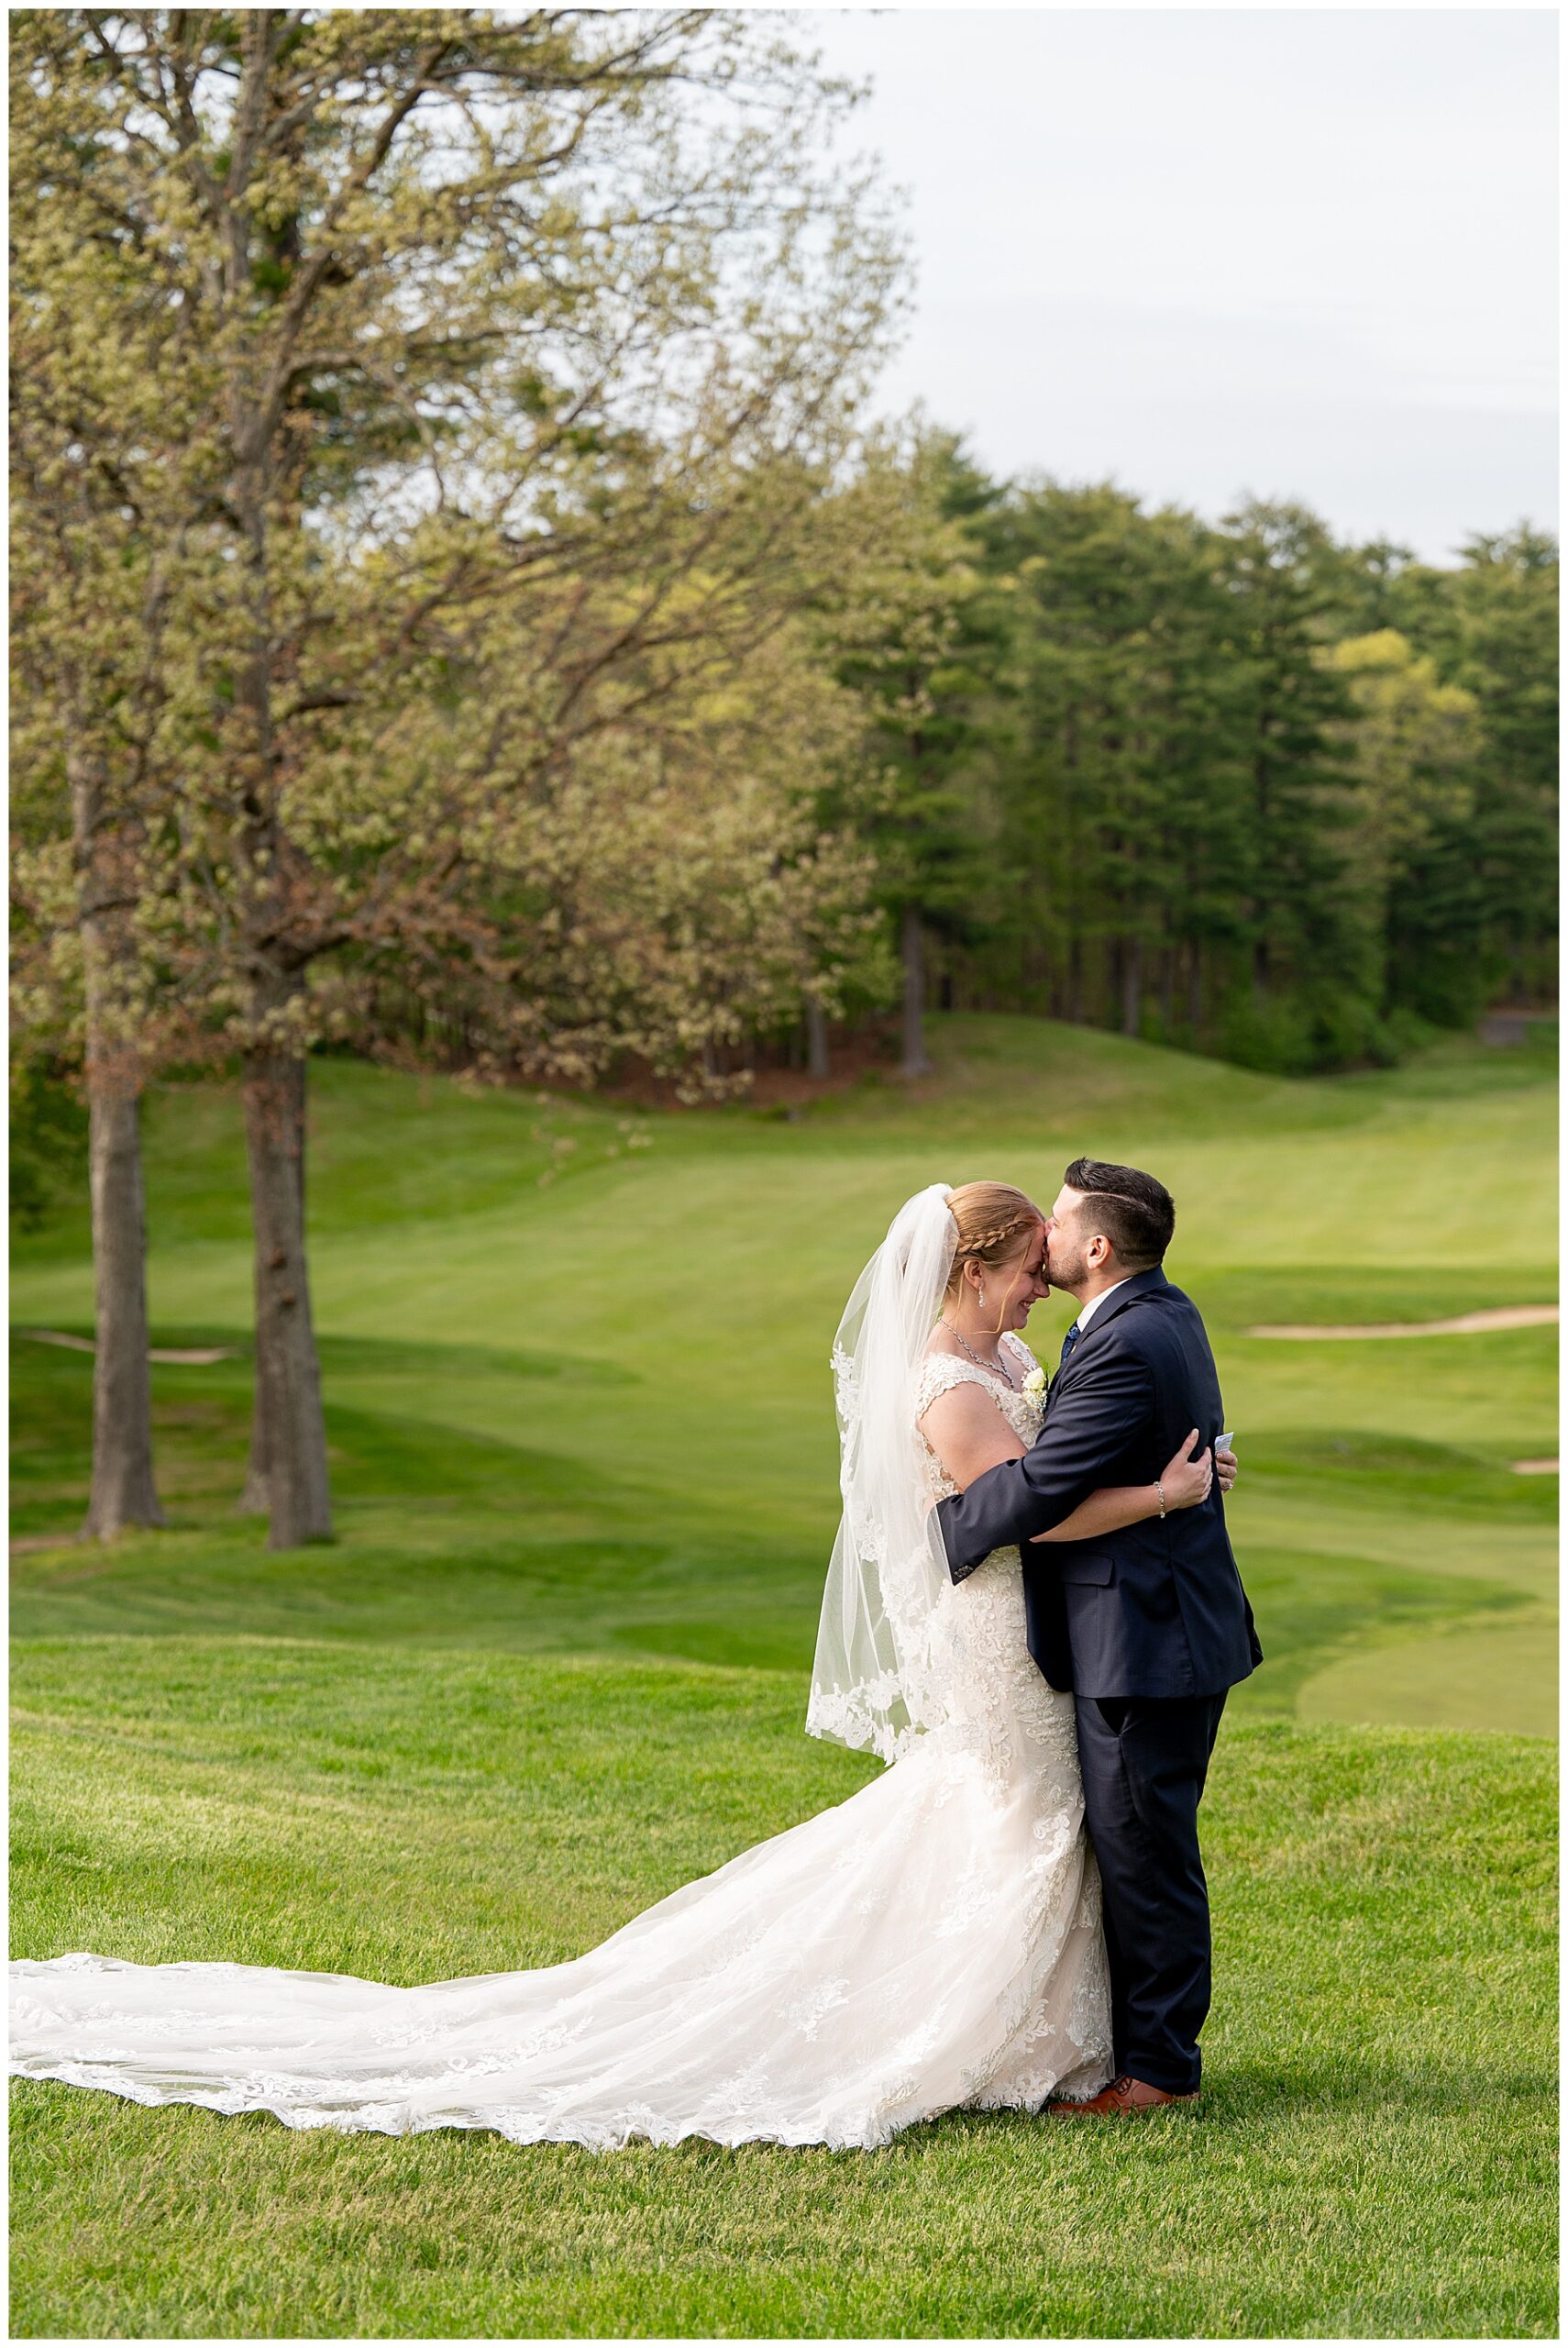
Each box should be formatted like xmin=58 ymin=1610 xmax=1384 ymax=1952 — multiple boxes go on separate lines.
xmin=1063 ymin=1158 xmax=1175 ymax=1269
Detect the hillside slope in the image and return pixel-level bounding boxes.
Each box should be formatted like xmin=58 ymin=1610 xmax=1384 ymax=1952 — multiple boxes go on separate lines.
xmin=13 ymin=1015 xmax=1556 ymax=1733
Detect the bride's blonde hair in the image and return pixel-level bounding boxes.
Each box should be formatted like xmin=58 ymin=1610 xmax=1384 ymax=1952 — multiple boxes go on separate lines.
xmin=944 ymin=1181 xmax=1045 ymax=1334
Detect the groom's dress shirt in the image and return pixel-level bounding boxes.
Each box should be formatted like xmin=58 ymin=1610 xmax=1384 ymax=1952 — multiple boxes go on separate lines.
xmin=1070 ymin=1276 xmax=1131 ymax=1335
xmin=934 ymin=1265 xmax=1261 ymax=1700
xmin=1058 ymin=1276 xmax=1130 ymax=1368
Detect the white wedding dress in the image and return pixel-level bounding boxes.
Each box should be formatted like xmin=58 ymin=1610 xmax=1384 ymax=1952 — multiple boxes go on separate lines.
xmin=9 ymin=1334 xmax=1112 ymax=2153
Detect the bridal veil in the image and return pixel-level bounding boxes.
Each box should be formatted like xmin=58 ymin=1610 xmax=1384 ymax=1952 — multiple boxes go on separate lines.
xmin=806 ymin=1182 xmax=958 ymax=1764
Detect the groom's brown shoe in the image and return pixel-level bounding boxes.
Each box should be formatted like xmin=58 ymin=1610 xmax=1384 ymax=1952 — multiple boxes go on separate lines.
xmin=1048 ymin=2073 xmax=1198 ymax=2118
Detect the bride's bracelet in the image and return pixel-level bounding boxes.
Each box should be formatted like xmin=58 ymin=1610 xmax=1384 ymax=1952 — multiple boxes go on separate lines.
xmin=1154 ymin=1479 xmax=1167 ymax=1519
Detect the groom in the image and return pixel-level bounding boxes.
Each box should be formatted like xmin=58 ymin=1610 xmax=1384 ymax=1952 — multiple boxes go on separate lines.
xmin=934 ymin=1157 xmax=1261 ymax=2117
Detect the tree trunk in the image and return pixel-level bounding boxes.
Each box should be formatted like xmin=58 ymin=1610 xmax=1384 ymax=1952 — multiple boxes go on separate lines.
xmin=1187 ymin=943 xmax=1204 ymax=1035
xmin=1121 ymin=936 xmax=1143 ymax=1037
xmin=1066 ymin=933 xmax=1085 ymax=1025
xmin=225 ymin=399 xmax=330 ymax=1541
xmin=243 ymin=1034 xmax=332 ymax=1549
xmin=805 ymin=992 xmax=831 ymax=1080
xmin=900 ymin=903 xmax=931 ymax=1078
xmin=72 ymin=746 xmax=166 ymax=1540
xmin=83 ymin=1086 xmax=166 ymax=1538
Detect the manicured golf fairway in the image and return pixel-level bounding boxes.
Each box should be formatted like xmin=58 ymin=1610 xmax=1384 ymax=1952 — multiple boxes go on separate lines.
xmin=14 ymin=1013 xmax=1558 ymax=1732
xmin=10 ymin=1015 xmax=1557 ymax=2337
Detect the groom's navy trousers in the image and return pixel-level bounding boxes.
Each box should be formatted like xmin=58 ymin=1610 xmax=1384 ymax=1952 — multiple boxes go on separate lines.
xmin=1074 ymin=1690 xmax=1227 ymax=2093
xmin=934 ymin=1266 xmax=1261 ymax=2096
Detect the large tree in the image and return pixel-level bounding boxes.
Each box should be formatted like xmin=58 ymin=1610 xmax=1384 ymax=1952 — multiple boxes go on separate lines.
xmin=9 ymin=75 xmax=214 ymax=1534
xmin=1323 ymin=629 xmax=1480 ymax=1019
xmin=11 ymin=8 xmax=901 ymax=1545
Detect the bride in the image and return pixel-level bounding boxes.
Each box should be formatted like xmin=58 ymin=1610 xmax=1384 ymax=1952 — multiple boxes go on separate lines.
xmin=10 ymin=1181 xmax=1227 ymax=2152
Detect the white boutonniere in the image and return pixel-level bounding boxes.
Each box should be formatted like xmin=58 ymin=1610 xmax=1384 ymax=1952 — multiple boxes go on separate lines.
xmin=1021 ymin=1364 xmax=1047 ymax=1401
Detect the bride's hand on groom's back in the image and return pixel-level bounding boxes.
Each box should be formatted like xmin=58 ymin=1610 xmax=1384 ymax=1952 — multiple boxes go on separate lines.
xmin=1162 ymin=1430 xmax=1214 ymax=1510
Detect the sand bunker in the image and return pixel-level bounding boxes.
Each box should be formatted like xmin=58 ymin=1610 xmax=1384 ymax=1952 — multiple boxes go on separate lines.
xmin=1247 ymin=1305 xmax=1558 ymax=1340
xmin=17 ymin=1327 xmax=240 ymax=1366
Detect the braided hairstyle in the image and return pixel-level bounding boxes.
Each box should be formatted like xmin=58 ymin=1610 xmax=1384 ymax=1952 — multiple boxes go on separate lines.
xmin=943 ymin=1180 xmax=1046 ymax=1335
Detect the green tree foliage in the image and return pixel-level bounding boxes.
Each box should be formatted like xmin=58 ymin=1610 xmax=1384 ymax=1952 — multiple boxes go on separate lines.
xmin=11 ymin=16 xmax=1555 ymax=1213
xmin=966 ymin=482 xmax=1254 ymax=1042
xmin=9 ymin=7 xmax=906 ymax=1543
xmin=818 ymin=426 xmax=1005 ymax=1073
xmin=1324 ymin=631 xmax=1481 ymax=1028
xmin=1322 ymin=529 xmax=1560 ymax=1026
xmin=889 ymin=484 xmax=1555 ymax=1075
xmin=1436 ymin=531 xmax=1558 ymax=1005
xmin=340 ymin=588 xmax=885 ymax=1101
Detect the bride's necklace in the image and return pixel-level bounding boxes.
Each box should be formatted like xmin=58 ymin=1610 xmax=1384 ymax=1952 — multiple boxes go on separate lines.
xmin=939 ymin=1317 xmax=1009 ymax=1379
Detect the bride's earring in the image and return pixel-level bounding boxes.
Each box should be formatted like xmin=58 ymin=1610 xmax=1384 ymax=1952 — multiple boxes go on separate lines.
xmin=977 ymin=1283 xmax=986 ymax=1307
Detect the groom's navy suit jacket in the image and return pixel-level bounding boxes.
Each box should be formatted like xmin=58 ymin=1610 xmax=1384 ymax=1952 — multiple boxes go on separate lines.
xmin=934 ymin=1268 xmax=1262 ymax=1700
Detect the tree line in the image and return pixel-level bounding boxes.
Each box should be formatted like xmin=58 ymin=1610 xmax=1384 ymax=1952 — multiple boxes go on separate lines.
xmin=10 ymin=11 xmax=1557 ymax=1557
xmin=851 ymin=452 xmax=1556 ymax=1081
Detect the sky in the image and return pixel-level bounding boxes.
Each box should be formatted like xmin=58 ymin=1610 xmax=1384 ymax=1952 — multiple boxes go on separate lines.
xmin=807 ymin=8 xmax=1557 ymax=561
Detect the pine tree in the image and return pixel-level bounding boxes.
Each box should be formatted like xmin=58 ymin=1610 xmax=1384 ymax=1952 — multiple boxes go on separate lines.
xmin=1445 ymin=531 xmax=1559 ymax=1002
xmin=1323 ymin=631 xmax=1481 ymax=1022
xmin=1218 ymin=502 xmax=1369 ymax=1069
xmin=971 ymin=483 xmax=1251 ymax=1042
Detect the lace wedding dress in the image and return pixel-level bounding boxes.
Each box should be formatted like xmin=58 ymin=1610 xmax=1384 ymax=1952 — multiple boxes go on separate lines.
xmin=9 ymin=1334 xmax=1112 ymax=2153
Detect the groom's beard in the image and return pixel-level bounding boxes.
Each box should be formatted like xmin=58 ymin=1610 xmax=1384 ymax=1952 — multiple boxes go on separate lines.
xmin=1046 ymin=1241 xmax=1091 ymax=1294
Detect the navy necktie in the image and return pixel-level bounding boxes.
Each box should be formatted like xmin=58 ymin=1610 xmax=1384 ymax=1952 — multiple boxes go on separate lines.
xmin=1057 ymin=1320 xmax=1083 ymax=1374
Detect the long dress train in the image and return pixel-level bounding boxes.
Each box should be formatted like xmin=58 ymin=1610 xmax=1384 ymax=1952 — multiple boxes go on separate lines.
xmin=9 ymin=1342 xmax=1112 ymax=2151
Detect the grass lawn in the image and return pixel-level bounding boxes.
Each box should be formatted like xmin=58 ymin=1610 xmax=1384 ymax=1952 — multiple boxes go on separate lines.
xmin=9 ymin=1013 xmax=1559 ymax=2336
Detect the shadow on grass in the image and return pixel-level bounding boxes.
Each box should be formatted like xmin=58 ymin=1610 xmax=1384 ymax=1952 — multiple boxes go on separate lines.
xmin=1197 ymin=2057 xmax=1555 ymax=2123
xmin=851 ymin=2055 xmax=1557 ymax=2161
